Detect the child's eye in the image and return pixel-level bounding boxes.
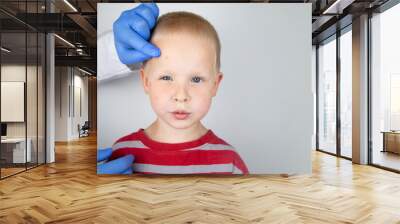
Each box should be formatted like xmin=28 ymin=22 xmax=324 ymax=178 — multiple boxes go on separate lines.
xmin=191 ymin=76 xmax=203 ymax=83
xmin=159 ymin=75 xmax=173 ymax=81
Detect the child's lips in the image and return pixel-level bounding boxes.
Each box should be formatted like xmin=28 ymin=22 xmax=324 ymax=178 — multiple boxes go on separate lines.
xmin=171 ymin=110 xmax=191 ymax=120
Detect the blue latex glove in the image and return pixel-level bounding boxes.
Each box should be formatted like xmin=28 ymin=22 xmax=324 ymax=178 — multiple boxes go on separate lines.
xmin=97 ymin=148 xmax=134 ymax=174
xmin=113 ymin=3 xmax=161 ymax=65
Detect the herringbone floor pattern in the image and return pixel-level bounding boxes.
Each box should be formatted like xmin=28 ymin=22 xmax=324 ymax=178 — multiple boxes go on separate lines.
xmin=1 ymin=133 xmax=400 ymax=223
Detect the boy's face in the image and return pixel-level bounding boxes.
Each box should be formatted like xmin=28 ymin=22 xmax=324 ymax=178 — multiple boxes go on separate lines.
xmin=140 ymin=32 xmax=223 ymax=130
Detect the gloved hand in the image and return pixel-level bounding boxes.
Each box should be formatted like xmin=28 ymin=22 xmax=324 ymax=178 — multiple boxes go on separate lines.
xmin=113 ymin=3 xmax=161 ymax=65
xmin=97 ymin=148 xmax=134 ymax=174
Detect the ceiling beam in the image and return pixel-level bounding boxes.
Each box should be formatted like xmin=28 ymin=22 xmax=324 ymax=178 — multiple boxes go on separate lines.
xmin=55 ymin=55 xmax=96 ymax=73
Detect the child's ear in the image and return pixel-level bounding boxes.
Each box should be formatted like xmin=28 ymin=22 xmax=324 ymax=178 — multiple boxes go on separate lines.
xmin=211 ymin=72 xmax=223 ymax=97
xmin=140 ymin=67 xmax=150 ymax=94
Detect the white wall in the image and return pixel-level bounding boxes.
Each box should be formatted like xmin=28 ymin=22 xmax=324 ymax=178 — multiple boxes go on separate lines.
xmin=98 ymin=3 xmax=313 ymax=174
xmin=72 ymin=72 xmax=89 ymax=138
xmin=55 ymin=66 xmax=68 ymax=141
xmin=55 ymin=67 xmax=89 ymax=141
xmin=1 ymin=66 xmax=26 ymax=135
xmin=1 ymin=63 xmax=46 ymax=164
xmin=1 ymin=65 xmax=37 ymax=138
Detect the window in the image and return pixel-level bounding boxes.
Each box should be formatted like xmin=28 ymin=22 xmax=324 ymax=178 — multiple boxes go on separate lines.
xmin=339 ymin=28 xmax=352 ymax=158
xmin=371 ymin=2 xmax=400 ymax=171
xmin=318 ymin=36 xmax=337 ymax=155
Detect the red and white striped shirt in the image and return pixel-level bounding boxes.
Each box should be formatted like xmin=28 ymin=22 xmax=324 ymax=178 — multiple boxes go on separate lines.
xmin=109 ymin=129 xmax=249 ymax=174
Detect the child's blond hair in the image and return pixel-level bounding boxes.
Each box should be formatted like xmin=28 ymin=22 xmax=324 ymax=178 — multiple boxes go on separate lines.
xmin=146 ymin=11 xmax=221 ymax=70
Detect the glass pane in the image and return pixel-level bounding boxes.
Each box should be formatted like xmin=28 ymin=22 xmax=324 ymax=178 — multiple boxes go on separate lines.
xmin=312 ymin=46 xmax=317 ymax=150
xmin=371 ymin=4 xmax=400 ymax=171
xmin=318 ymin=37 xmax=337 ymax=154
xmin=27 ymin=31 xmax=38 ymax=169
xmin=0 ymin=1 xmax=46 ymax=178
xmin=38 ymin=32 xmax=45 ymax=165
xmin=1 ymin=31 xmax=27 ymax=177
xmin=340 ymin=29 xmax=352 ymax=158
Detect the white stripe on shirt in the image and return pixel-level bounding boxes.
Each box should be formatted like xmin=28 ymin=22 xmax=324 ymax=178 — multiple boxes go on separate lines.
xmin=183 ymin=143 xmax=234 ymax=151
xmin=133 ymin=163 xmax=237 ymax=174
xmin=113 ymin=141 xmax=233 ymax=152
xmin=112 ymin=140 xmax=148 ymax=151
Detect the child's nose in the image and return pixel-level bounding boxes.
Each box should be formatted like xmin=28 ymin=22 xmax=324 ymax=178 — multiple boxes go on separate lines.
xmin=173 ymin=85 xmax=191 ymax=103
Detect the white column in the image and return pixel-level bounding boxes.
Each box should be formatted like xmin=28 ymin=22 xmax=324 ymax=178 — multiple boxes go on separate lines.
xmin=46 ymin=1 xmax=55 ymax=163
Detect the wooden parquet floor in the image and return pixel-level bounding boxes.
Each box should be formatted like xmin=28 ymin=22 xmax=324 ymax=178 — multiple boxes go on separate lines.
xmin=1 ymin=133 xmax=400 ymax=224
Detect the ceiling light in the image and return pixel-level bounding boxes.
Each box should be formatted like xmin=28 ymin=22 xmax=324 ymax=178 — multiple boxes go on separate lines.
xmin=54 ymin=34 xmax=75 ymax=48
xmin=1 ymin=47 xmax=11 ymax=53
xmin=322 ymin=0 xmax=354 ymax=15
xmin=78 ymin=67 xmax=92 ymax=76
xmin=63 ymin=0 xmax=78 ymax=12
xmin=323 ymin=0 xmax=341 ymax=14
